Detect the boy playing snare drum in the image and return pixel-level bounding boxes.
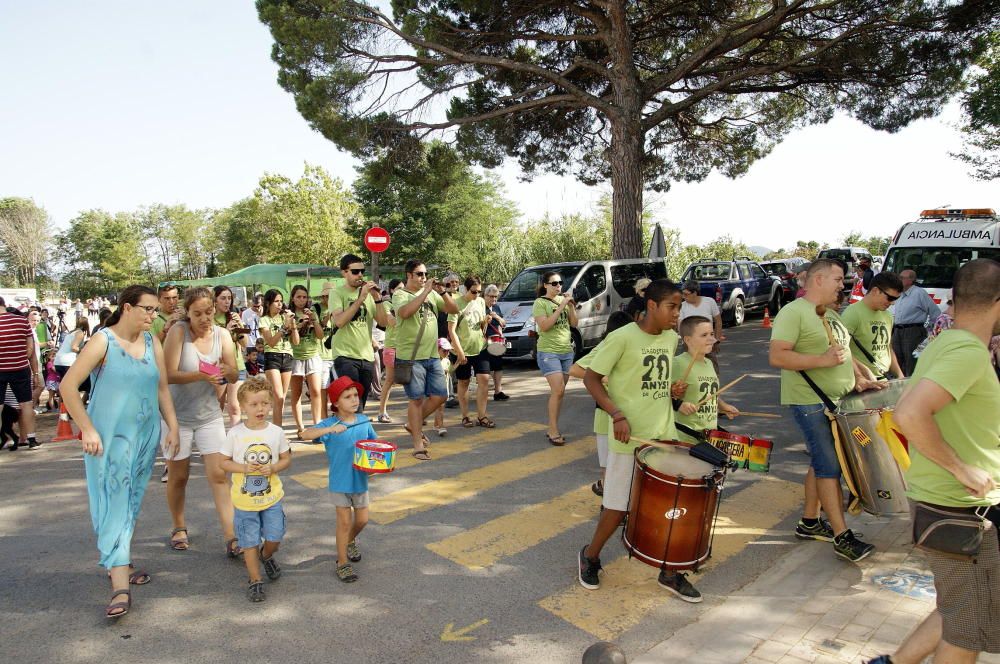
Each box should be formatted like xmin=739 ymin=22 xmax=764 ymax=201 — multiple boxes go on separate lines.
xmin=674 ymin=316 xmax=740 ymax=444
xmin=300 ymin=375 xmax=377 ymax=583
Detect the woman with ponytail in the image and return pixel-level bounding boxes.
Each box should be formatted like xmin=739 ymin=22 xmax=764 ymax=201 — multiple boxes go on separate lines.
xmin=60 ymin=285 xmax=180 ymax=618
xmin=214 ymin=285 xmax=248 ymax=426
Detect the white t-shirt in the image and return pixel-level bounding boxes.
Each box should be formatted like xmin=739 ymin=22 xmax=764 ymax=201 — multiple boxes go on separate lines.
xmin=241 ymin=308 xmax=261 ymax=347
xmin=679 ymin=296 xmax=721 ymax=323
xmin=220 ymin=422 xmax=290 ymax=511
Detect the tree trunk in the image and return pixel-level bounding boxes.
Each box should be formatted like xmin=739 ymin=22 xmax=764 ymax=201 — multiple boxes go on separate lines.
xmin=609 ymin=121 xmax=645 ymax=259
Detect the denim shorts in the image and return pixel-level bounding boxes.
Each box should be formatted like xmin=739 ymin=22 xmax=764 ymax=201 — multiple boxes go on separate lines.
xmin=790 ymin=404 xmax=841 ymax=479
xmin=234 ymin=502 xmax=286 ymax=549
xmin=403 ymin=357 xmax=448 ymax=400
xmin=537 ymin=350 xmax=575 ymax=377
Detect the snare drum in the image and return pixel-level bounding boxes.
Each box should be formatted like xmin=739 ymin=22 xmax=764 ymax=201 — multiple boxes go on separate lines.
xmin=486 ymin=335 xmax=508 ymax=356
xmin=352 ymin=439 xmax=398 ymax=474
xmin=622 ymin=443 xmax=725 ymax=571
xmin=748 ymin=437 xmax=773 ymax=473
xmin=707 ymin=430 xmax=751 ymax=467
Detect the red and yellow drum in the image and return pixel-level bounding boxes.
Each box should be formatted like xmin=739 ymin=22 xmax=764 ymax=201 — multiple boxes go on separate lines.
xmin=707 ymin=430 xmax=751 ymax=466
xmin=353 ymin=439 xmax=398 ymax=474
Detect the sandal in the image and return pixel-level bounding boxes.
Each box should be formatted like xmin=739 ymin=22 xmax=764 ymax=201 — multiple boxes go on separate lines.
xmin=411 ymin=449 xmax=431 ymax=461
xmin=476 ymin=416 xmax=495 ymax=428
xmin=169 ymin=527 xmax=189 ymax=551
xmin=336 ymin=563 xmax=358 ymax=583
xmin=247 ymin=580 xmax=266 ymax=602
xmin=546 ymin=433 xmax=566 ymax=446
xmin=226 ymin=538 xmax=242 ymax=559
xmin=262 ymin=553 xmax=281 ymax=580
xmin=106 ymin=589 xmax=131 ymax=619
xmin=461 ymin=416 xmax=475 ymax=428
xmin=591 ymin=480 xmax=604 ymax=496
xmin=109 ymin=563 xmax=150 ymax=585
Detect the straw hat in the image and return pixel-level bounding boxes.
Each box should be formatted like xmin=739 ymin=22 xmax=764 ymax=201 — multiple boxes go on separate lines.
xmin=634 ymin=278 xmax=652 ymax=296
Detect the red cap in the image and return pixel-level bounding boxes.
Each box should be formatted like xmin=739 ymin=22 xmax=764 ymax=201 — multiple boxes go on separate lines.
xmin=327 ymin=375 xmax=364 ymax=405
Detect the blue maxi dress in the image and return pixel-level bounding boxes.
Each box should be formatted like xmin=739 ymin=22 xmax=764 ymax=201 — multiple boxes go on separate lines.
xmin=84 ymin=329 xmax=162 ymax=569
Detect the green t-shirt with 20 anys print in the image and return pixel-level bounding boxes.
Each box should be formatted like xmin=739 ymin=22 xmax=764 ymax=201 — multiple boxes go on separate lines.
xmin=905 ymin=329 xmax=1000 ymax=508
xmin=392 ymin=289 xmax=445 ymax=361
xmin=840 ymin=301 xmax=894 ymax=379
xmin=770 ymin=297 xmax=855 ymax=405
xmin=532 ymin=296 xmax=572 ymax=354
xmin=588 ymin=322 xmax=679 ymax=455
xmin=672 ymin=352 xmax=719 ymax=444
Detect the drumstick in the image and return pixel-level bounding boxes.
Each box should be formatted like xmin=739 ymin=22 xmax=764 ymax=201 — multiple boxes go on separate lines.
xmin=736 ymin=411 xmax=782 ymax=419
xmin=680 ymin=347 xmax=702 ymax=384
xmin=816 ymin=304 xmax=836 ymax=345
xmin=696 ymin=373 xmax=748 ymax=407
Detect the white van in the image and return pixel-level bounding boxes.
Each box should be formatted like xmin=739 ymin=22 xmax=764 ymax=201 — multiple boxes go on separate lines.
xmin=498 ymin=258 xmax=668 ymax=358
xmin=883 ymin=208 xmax=999 ymax=310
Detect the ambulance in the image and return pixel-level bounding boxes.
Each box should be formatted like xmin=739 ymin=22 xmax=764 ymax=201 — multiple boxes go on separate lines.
xmin=883 ymin=208 xmax=1000 ymax=310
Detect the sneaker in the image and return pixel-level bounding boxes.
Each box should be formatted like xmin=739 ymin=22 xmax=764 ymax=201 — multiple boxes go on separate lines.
xmin=436 ymin=427 xmax=447 ymax=437
xmin=658 ymin=570 xmax=703 ymax=603
xmin=247 ymin=580 xmax=266 ymax=602
xmin=834 ymin=529 xmax=875 ymax=562
xmin=337 ymin=563 xmax=358 ymax=583
xmin=795 ymin=518 xmax=834 ymax=542
xmin=591 ymin=480 xmax=604 ymax=496
xmin=866 ymin=657 xmax=893 ymax=664
xmin=578 ymin=546 xmax=602 ymax=590
xmin=262 ymin=554 xmax=282 ymax=580
xmin=377 ymin=413 xmax=393 ymax=424
xmin=27 ymin=439 xmax=40 ymax=450
xmin=494 ymin=392 xmax=510 ymax=401
xmin=347 ymin=540 xmax=361 ymax=563
xmin=160 ymin=467 xmax=169 ymax=483
xmin=445 ymin=397 xmax=459 ymax=409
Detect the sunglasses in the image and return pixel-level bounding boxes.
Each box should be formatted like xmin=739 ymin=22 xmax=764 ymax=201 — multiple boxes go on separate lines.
xmin=469 ymin=289 xmax=481 ymax=295
xmin=883 ymin=292 xmax=900 ymax=302
xmin=413 ymin=271 xmax=427 ymax=277
xmin=347 ymin=268 xmax=365 ymax=275
xmin=547 ymin=281 xmax=562 ymax=286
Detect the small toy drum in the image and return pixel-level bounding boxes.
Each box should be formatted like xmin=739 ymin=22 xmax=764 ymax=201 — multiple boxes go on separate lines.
xmin=707 ymin=430 xmax=751 ymax=466
xmin=748 ymin=437 xmax=773 ymax=473
xmin=486 ymin=335 xmax=509 ymax=356
xmin=353 ymin=439 xmax=398 ymax=474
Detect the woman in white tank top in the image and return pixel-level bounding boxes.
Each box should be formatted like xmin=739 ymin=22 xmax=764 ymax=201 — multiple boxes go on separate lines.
xmin=162 ymin=287 xmax=240 ymax=556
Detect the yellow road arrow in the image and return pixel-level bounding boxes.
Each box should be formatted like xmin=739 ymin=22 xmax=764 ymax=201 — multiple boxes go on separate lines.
xmin=440 ymin=618 xmax=489 ymax=642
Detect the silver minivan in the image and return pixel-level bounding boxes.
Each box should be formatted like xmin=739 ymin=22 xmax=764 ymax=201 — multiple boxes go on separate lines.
xmin=497 ymin=258 xmax=669 ymax=358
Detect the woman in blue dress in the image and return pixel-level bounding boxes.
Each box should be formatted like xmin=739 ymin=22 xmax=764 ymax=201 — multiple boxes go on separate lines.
xmin=60 ymin=285 xmax=180 ymax=619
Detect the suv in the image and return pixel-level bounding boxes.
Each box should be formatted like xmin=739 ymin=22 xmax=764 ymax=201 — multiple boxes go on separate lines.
xmin=815 ymin=247 xmax=873 ymax=292
xmin=498 ymin=258 xmax=668 ymax=358
xmin=759 ymin=257 xmax=808 ymax=305
xmin=680 ymin=257 xmax=781 ymax=326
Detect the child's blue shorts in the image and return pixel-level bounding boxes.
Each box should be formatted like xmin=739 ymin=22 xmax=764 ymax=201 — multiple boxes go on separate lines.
xmin=234 ymin=502 xmax=286 ymax=549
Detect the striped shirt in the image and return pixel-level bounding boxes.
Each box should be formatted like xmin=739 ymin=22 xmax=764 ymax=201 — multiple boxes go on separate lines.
xmin=0 ymin=313 xmax=32 ymax=372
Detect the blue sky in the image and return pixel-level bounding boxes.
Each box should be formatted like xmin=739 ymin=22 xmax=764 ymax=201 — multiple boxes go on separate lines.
xmin=1 ymin=1 xmax=995 ymax=252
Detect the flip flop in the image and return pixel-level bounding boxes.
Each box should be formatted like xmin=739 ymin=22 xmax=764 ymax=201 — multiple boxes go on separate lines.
xmin=477 ymin=416 xmax=495 ymax=428
xmin=546 ymin=433 xmax=566 ymax=446
xmin=411 ymin=449 xmax=431 ymax=461
xmin=169 ymin=527 xmax=189 ymax=551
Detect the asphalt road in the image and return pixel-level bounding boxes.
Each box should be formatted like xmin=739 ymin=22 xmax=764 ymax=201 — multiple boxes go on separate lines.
xmin=0 ymin=318 xmax=819 ymax=664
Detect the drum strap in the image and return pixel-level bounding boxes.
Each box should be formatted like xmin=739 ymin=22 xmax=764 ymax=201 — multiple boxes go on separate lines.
xmin=850 ymin=337 xmax=890 ymax=381
xmin=675 ymin=421 xmax=707 ymax=442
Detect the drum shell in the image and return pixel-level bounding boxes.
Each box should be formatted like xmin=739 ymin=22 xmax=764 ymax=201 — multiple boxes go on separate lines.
xmin=835 ymin=380 xmax=909 ymax=516
xmin=486 ymin=336 xmax=507 ymax=357
xmin=707 ymin=430 xmax=751 ymax=466
xmin=622 ymin=444 xmax=722 ymax=571
xmin=352 ymin=439 xmax=398 ymax=474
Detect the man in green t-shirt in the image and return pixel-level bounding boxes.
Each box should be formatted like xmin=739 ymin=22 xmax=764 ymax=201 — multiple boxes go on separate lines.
xmin=392 ymin=259 xmax=459 ymax=460
xmin=840 ymin=271 xmax=904 ymax=381
xmin=329 ymin=254 xmax=388 ymax=413
xmin=151 ymin=284 xmax=180 ymax=342
xmin=578 ymin=280 xmax=704 ymax=602
xmin=447 ymin=275 xmax=494 ymax=429
xmin=769 ymin=259 xmax=881 ymax=563
xmin=878 ymin=259 xmax=1000 ymax=664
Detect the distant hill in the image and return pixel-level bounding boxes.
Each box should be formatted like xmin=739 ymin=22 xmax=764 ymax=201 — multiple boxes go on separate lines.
xmin=748 ymin=245 xmax=772 ymax=258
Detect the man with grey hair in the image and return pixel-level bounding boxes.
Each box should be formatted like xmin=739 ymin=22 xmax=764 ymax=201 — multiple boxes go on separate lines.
xmin=890 ymin=269 xmax=940 ymax=376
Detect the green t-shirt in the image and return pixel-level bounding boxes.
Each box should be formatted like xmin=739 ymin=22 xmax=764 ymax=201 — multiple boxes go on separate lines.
xmin=259 ymin=314 xmax=292 ymax=355
xmin=290 ymin=309 xmax=322 ymax=361
xmin=35 ymin=322 xmax=49 ymax=346
xmin=672 ymin=352 xmax=719 ymax=444
xmin=318 ymin=306 xmax=335 ymax=361
xmin=588 ymin=323 xmax=679 ymax=455
xmin=329 ymin=286 xmax=377 ymax=362
xmin=448 ymin=297 xmax=487 ymax=358
xmin=382 ymin=301 xmax=397 ymax=350
xmin=151 ymin=313 xmax=170 ymax=338
xmin=533 ymin=296 xmax=572 ymax=354
xmin=905 ymin=329 xmax=1000 ymax=507
xmin=576 ymin=350 xmax=609 ymax=436
xmin=771 ymin=298 xmax=855 ymax=405
xmin=392 ymin=289 xmax=445 ymax=361
xmin=840 ymin=301 xmax=893 ymax=378
xmin=214 ymin=313 xmax=247 ymax=370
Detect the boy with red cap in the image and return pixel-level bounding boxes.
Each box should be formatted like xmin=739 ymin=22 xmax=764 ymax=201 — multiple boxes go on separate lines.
xmin=301 ymin=375 xmax=378 ymax=583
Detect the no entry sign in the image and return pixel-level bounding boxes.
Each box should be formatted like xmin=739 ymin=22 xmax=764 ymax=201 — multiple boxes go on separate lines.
xmin=364 ymin=227 xmax=390 ymax=253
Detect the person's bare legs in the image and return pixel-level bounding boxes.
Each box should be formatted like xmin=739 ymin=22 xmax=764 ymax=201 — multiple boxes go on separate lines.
xmin=803 ymin=467 xmax=821 ymax=519
xmin=226 ymin=381 xmax=242 ymax=427
xmin=350 ymin=507 xmax=368 ymax=547
xmin=17 ymin=403 xmax=34 ymax=440
xmin=476 ymin=373 xmax=489 ymax=419
xmin=932 ymin=640 xmax=978 ymax=664
xmin=585 ymin=508 xmax=626 ymax=560
xmin=107 ymin=564 xmax=131 ymax=615
xmin=457 ymin=378 xmax=471 ymax=420
xmin=243 ymin=544 xmax=262 ymax=583
xmin=336 ymin=507 xmax=354 ymax=565
xmin=544 ymin=372 xmax=566 ymax=438
xmin=408 ymin=398 xmax=427 ymax=451
xmin=889 ymin=611 xmax=941 ymax=664
xmin=165 ymin=457 xmax=191 ymax=545
xmin=817 ymin=477 xmax=847 ymax=534
xmin=492 ymin=370 xmax=503 ymax=396
xmin=378 ymin=364 xmax=395 ymax=417
xmin=265 ymin=368 xmax=286 ymax=427
xmin=202 ymin=453 xmax=236 ymax=546
xmin=305 ymin=371 xmax=322 ymax=425
xmin=289 ymin=376 xmax=305 ymax=432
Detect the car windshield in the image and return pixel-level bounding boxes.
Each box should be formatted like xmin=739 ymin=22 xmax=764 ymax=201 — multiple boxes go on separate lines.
xmin=883 ymin=247 xmax=1000 ymax=288
xmin=818 ymin=249 xmax=854 ymax=264
xmin=501 ymin=265 xmax=582 ymax=301
xmin=760 ymin=262 xmax=787 ymax=276
xmin=682 ymin=263 xmax=731 ymax=281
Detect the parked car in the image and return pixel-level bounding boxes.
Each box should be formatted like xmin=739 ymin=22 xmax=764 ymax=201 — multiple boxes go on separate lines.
xmin=497 ymin=258 xmax=669 ymax=358
xmin=759 ymin=257 xmax=808 ymax=305
xmin=815 ymin=247 xmax=874 ymax=292
xmin=680 ymin=257 xmax=782 ymax=326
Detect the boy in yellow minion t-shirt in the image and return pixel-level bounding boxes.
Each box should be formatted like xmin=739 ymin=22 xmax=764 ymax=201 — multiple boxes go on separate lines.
xmin=673 ymin=316 xmax=740 ymax=443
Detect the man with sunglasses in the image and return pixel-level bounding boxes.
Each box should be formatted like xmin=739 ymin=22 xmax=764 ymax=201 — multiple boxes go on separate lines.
xmin=393 ymin=260 xmax=460 ymax=459
xmin=329 ymin=254 xmax=389 ymax=413
xmin=841 ymin=271 xmax=905 ymax=381
xmin=890 ymin=269 xmax=941 ymax=377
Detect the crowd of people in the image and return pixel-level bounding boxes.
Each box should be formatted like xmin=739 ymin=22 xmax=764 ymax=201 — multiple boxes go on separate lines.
xmin=1 ymin=253 xmax=996 ymax=664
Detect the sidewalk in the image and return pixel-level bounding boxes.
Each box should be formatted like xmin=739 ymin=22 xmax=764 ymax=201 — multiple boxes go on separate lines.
xmin=635 ymin=511 xmax=1000 ymax=664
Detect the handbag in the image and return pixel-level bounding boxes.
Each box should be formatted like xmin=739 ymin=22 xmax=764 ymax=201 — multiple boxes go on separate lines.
xmin=393 ymin=306 xmax=428 ymax=386
xmin=912 ymin=501 xmax=989 ymax=559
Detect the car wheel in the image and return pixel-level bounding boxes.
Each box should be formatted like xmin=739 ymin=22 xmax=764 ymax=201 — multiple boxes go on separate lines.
xmin=769 ymin=291 xmax=782 ymax=314
xmin=732 ymin=297 xmax=745 ymax=326
xmin=571 ymin=329 xmax=583 ymax=361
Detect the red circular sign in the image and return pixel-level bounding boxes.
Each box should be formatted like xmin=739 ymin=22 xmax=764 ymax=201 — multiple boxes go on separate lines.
xmin=364 ymin=227 xmax=391 ymax=253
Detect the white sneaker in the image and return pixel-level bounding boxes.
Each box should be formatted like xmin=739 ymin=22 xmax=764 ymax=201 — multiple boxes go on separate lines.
xmin=437 ymin=427 xmax=448 ymax=437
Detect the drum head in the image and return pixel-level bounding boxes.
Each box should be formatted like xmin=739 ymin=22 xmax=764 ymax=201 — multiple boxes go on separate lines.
xmin=839 ymin=378 xmax=908 ymax=413
xmin=638 ymin=445 xmax=713 ymax=478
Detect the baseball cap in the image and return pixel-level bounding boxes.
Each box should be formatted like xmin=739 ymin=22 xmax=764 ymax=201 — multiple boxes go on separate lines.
xmin=327 ymin=375 xmax=364 ymax=405
xmin=438 ymin=338 xmax=453 ymax=351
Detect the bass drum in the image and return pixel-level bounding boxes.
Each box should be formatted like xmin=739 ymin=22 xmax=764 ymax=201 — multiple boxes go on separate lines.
xmin=622 ymin=443 xmax=725 ymax=571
